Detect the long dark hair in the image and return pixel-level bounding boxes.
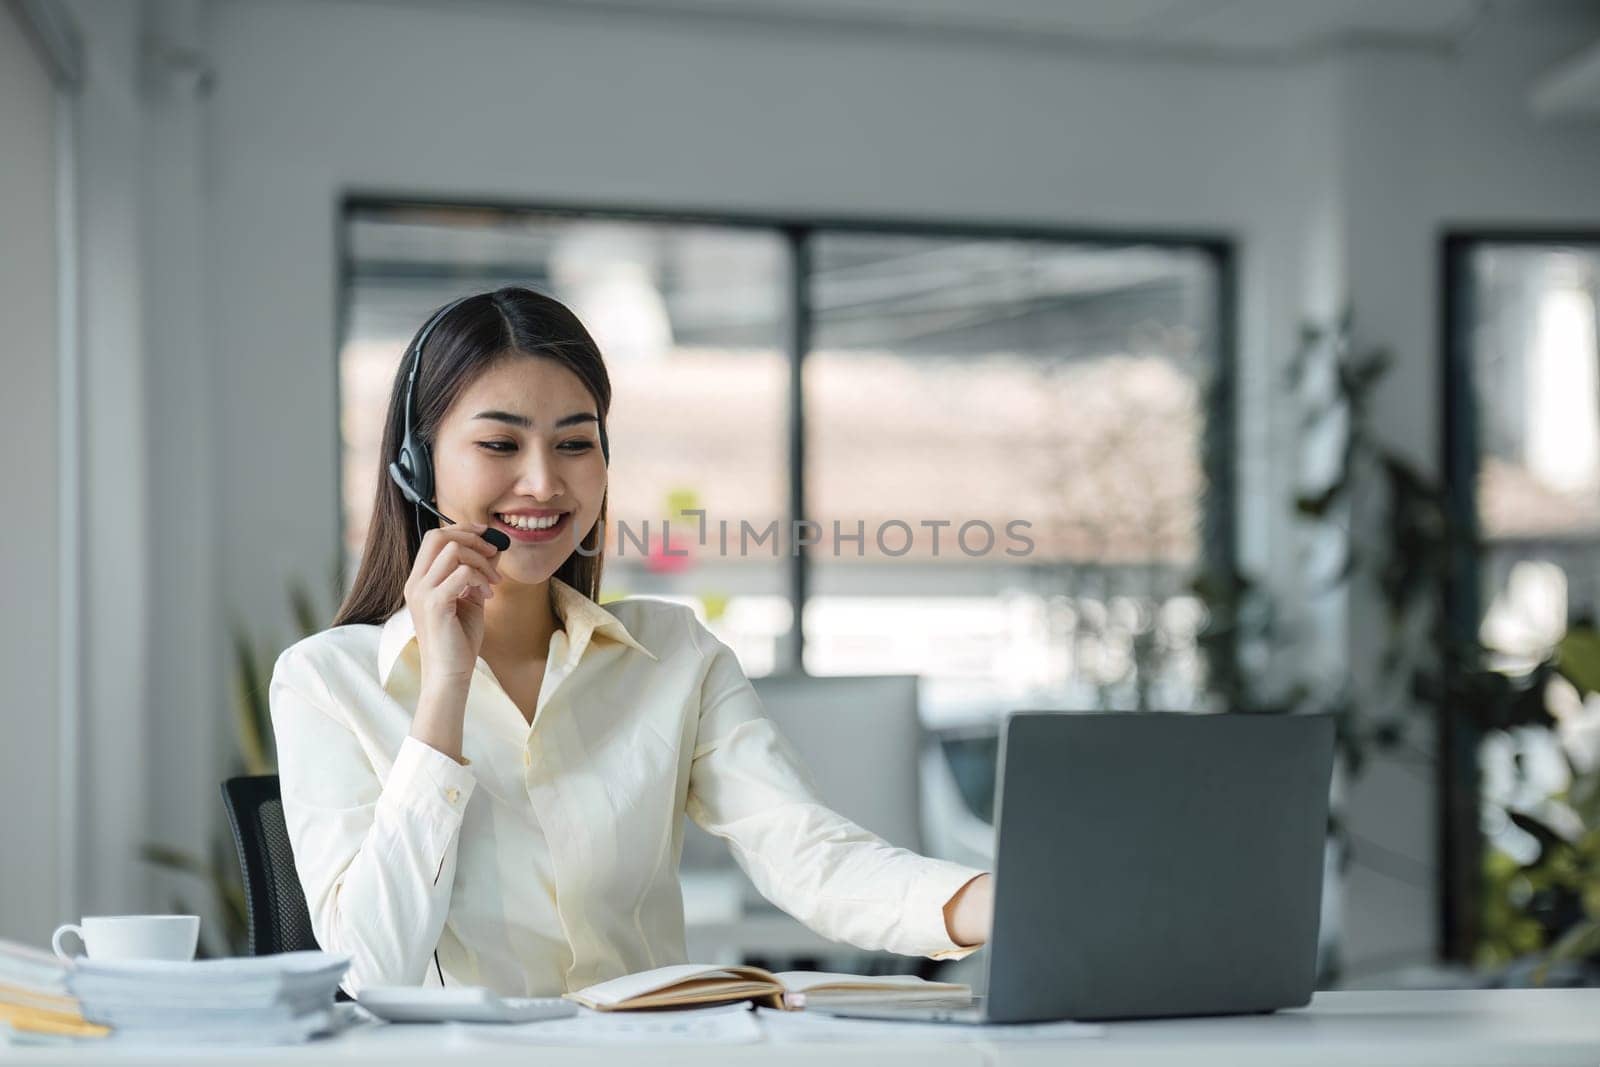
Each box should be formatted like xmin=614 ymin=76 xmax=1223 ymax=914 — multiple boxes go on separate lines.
xmin=333 ymin=287 xmax=612 ymax=628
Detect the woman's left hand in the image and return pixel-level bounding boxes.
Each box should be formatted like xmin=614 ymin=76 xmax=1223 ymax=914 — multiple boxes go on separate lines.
xmin=943 ymin=873 xmax=994 ymax=947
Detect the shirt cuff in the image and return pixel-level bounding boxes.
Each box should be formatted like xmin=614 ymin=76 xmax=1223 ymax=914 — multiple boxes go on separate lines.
xmin=908 ymin=861 xmax=988 ymax=961
xmin=384 ymin=735 xmax=478 ymax=820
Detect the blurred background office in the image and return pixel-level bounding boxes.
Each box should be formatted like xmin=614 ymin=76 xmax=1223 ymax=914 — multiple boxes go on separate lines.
xmin=4 ymin=0 xmax=1600 ymax=989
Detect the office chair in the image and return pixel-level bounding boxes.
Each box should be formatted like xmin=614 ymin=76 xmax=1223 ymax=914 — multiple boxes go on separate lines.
xmin=219 ymin=775 xmax=322 ymax=956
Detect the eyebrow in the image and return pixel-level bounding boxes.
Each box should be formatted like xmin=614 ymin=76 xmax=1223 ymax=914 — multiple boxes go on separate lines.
xmin=471 ymin=410 xmax=599 ymax=430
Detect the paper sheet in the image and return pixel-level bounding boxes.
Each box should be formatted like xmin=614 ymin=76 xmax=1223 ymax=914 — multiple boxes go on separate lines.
xmin=454 ymin=1003 xmax=764 ymax=1045
xmin=757 ymin=1008 xmax=1105 ymax=1043
xmin=456 ymin=1001 xmax=1101 ymax=1046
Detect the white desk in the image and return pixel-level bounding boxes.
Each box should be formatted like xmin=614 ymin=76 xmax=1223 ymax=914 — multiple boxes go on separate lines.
xmin=3 ymin=990 xmax=1597 ymax=1066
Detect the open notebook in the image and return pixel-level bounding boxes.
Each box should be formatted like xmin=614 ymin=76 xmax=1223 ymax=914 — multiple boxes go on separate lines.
xmin=566 ymin=965 xmax=970 ymax=1012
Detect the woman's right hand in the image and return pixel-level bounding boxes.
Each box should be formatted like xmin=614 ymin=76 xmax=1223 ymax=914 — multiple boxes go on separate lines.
xmin=404 ymin=524 xmax=503 ymax=693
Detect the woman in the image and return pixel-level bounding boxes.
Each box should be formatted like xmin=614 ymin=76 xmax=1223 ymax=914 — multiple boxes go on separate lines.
xmin=269 ymin=287 xmax=993 ymax=997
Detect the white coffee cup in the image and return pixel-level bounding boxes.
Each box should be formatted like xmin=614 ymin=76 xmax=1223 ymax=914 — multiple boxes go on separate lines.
xmin=51 ymin=915 xmax=200 ymax=963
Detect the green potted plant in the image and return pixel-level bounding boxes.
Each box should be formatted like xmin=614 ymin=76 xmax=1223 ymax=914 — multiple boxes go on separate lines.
xmin=1197 ymin=314 xmax=1594 ymax=984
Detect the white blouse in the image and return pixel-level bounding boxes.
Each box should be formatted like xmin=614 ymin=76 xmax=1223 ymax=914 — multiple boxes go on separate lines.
xmin=268 ymin=578 xmax=983 ymax=997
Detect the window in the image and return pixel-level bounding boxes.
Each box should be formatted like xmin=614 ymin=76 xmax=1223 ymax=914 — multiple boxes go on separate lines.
xmin=1443 ymin=233 xmax=1600 ymax=959
xmin=804 ymin=233 xmax=1219 ymax=725
xmin=1468 ymin=244 xmax=1600 ymax=643
xmin=339 ymin=201 xmax=1230 ymax=714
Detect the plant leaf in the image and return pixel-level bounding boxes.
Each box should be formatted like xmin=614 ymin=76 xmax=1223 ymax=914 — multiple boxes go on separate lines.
xmin=289 ymin=581 xmax=319 ymax=638
xmin=1533 ymin=919 xmax=1600 ymax=985
xmin=139 ymin=843 xmax=211 ymax=879
xmin=1508 ymin=810 xmax=1570 ymax=866
xmin=230 ymin=622 xmax=274 ymax=775
xmin=1556 ymin=627 xmax=1600 ymax=698
xmin=1569 ymin=768 xmax=1600 ymax=829
xmin=1295 ymin=481 xmax=1345 ymax=519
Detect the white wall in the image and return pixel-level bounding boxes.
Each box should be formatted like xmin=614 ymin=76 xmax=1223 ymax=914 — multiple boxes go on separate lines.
xmin=0 ymin=2 xmax=63 ymax=943
xmin=138 ymin=0 xmax=220 ymax=940
xmin=61 ymin=0 xmax=156 ymax=923
xmin=52 ymin=0 xmax=1600 ymax=973
xmin=51 ymin=0 xmax=220 ymax=939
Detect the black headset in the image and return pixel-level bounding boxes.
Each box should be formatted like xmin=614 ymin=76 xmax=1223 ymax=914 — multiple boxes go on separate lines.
xmin=386 ymin=291 xmax=612 ymax=553
xmin=387 ymin=295 xmax=511 ymax=551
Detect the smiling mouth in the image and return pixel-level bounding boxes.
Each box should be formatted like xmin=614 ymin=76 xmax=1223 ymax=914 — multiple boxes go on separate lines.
xmin=494 ymin=512 xmax=567 ymax=531
xmin=490 ymin=512 xmax=573 ymax=543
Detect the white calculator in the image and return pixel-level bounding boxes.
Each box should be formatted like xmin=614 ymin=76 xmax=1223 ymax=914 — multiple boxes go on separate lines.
xmin=358 ymin=986 xmax=579 ymax=1024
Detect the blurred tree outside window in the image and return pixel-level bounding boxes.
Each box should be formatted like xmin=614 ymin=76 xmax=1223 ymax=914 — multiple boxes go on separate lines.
xmin=804 ymin=233 xmax=1217 ymax=727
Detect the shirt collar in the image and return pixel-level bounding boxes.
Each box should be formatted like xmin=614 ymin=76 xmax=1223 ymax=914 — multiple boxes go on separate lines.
xmin=378 ymin=576 xmax=656 ymax=688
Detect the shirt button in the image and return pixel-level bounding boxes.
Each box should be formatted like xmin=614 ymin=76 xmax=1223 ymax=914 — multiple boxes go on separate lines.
xmin=522 ymin=748 xmax=533 ymax=768
xmin=445 ymin=786 xmax=461 ymax=804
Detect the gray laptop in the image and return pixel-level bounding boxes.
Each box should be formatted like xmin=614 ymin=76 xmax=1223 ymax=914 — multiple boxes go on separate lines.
xmin=821 ymin=711 xmax=1335 ymax=1024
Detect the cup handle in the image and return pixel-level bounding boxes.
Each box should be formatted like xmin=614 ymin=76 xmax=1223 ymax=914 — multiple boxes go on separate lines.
xmin=51 ymin=923 xmax=85 ymax=962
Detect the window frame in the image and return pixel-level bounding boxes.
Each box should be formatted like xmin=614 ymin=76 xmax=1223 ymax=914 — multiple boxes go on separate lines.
xmin=1439 ymin=227 xmax=1600 ymax=963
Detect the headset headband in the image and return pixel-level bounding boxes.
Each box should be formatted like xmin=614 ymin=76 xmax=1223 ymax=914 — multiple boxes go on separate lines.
xmin=400 ymin=294 xmax=477 ymax=455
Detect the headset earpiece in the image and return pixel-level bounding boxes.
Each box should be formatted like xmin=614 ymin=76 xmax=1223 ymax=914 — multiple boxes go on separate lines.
xmin=389 ymin=296 xmax=471 ymax=517
xmin=399 ymin=438 xmax=433 ymax=503
xmin=387 ymin=295 xmax=511 ymax=554
xmin=386 ymin=460 xmax=417 ymax=505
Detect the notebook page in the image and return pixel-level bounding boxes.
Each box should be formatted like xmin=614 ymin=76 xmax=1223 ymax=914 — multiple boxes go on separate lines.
xmin=774 ymin=972 xmax=968 ymax=995
xmin=571 ymin=965 xmax=772 ymax=1007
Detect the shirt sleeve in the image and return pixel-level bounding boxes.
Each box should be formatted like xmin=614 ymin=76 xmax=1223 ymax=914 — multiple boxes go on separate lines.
xmin=682 ymin=623 xmax=985 ymax=960
xmin=268 ymin=645 xmax=477 ymax=995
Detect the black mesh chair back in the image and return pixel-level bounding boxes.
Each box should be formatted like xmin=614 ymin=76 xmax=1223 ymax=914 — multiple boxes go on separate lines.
xmin=220 ymin=775 xmax=322 ymax=956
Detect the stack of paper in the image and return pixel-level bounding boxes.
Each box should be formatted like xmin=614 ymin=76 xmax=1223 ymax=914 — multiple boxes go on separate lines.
xmin=66 ymin=951 xmax=350 ymax=1044
xmin=0 ymin=939 xmax=108 ymax=1042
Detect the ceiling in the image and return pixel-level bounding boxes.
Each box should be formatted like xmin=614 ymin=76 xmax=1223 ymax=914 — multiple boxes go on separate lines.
xmin=521 ymin=0 xmax=1600 ymax=114
xmin=534 ymin=0 xmax=1581 ymax=59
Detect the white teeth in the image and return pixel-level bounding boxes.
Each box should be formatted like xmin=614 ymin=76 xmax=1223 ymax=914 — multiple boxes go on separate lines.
xmin=497 ymin=513 xmax=562 ymax=531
